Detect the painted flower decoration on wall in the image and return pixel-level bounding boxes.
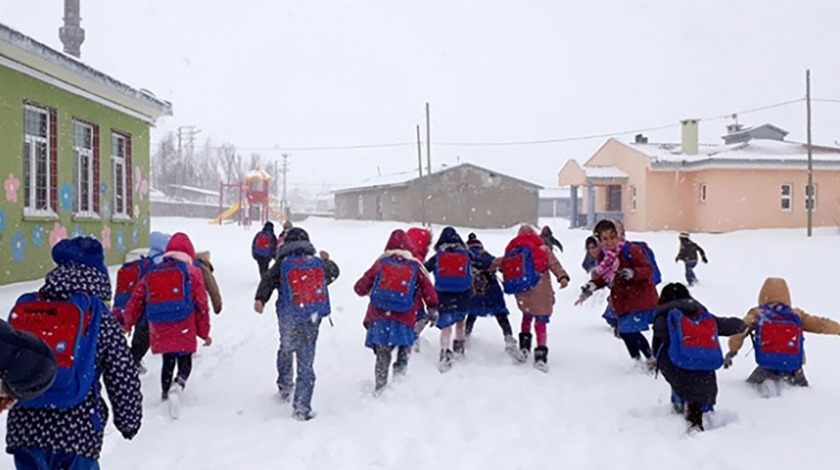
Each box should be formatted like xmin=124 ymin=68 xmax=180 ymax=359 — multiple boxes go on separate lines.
xmin=0 ymin=210 xmax=6 ymax=231
xmin=49 ymin=222 xmax=68 ymax=248
xmin=142 ymin=216 xmax=149 ymax=228
xmin=116 ymin=231 xmax=126 ymax=252
xmin=100 ymin=225 xmax=112 ymax=250
xmin=71 ymin=224 xmax=85 ymax=238
xmin=134 ymin=166 xmax=149 ymax=198
xmin=11 ymin=228 xmax=26 ymax=262
xmin=103 ymin=201 xmax=111 ymax=219
xmin=5 ymin=173 xmax=20 ymax=203
xmin=100 ymin=182 xmax=108 ymax=194
xmin=32 ymin=225 xmax=45 ymax=247
xmin=132 ymin=227 xmax=138 ymax=245
xmin=60 ymin=182 xmax=74 ymax=211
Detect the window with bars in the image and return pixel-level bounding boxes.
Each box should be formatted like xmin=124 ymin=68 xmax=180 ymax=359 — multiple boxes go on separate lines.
xmin=780 ymin=183 xmax=793 ymax=212
xmin=73 ymin=120 xmax=99 ymax=216
xmin=112 ymin=132 xmax=131 ymax=218
xmin=23 ymin=104 xmax=57 ymax=215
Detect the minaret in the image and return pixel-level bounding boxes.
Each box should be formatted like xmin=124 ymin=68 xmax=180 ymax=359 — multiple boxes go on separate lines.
xmin=59 ymin=0 xmax=85 ymax=58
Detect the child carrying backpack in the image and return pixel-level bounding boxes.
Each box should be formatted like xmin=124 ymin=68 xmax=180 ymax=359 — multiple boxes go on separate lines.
xmin=652 ymin=283 xmax=745 ymax=432
xmin=724 ymin=277 xmax=840 ymax=394
xmin=254 ymin=227 xmax=340 ymax=421
xmin=355 ymin=229 xmax=438 ymax=393
xmin=5 ymin=237 xmax=142 ymax=468
xmin=501 ymin=225 xmax=570 ymax=372
xmin=252 ymin=222 xmax=278 ymax=277
xmin=465 ymin=233 xmax=519 ymax=359
xmin=424 ymin=227 xmax=473 ymax=372
xmin=576 ymin=219 xmax=660 ymax=370
xmin=123 ymin=232 xmax=211 ymax=416
xmin=675 ymin=232 xmax=707 ymax=286
xmin=406 ymin=226 xmax=433 ymax=347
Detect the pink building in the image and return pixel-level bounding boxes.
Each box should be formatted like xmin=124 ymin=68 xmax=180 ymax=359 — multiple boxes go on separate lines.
xmin=559 ymin=121 xmax=840 ymax=233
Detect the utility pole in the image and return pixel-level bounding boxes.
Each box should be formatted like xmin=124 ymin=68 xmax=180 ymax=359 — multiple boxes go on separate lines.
xmin=416 ymin=124 xmax=426 ymax=226
xmin=280 ymin=153 xmax=290 ymax=218
xmin=176 ymin=126 xmax=199 ymax=191
xmin=416 ymin=125 xmax=423 ymax=178
xmin=806 ymin=69 xmax=813 ymax=237
xmin=425 ymin=102 xmax=431 ymax=175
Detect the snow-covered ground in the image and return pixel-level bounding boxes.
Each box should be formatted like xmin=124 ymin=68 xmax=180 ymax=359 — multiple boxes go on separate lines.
xmin=2 ymin=216 xmax=840 ymax=469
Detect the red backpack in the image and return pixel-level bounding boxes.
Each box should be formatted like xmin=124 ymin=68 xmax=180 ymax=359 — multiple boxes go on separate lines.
xmin=114 ymin=258 xmax=153 ymax=310
xmin=144 ymin=259 xmax=194 ymax=324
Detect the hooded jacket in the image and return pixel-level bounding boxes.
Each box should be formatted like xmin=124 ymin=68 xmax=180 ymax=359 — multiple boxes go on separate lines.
xmin=425 ymin=227 xmax=473 ymax=315
xmin=195 ymin=251 xmax=223 ymax=314
xmin=406 ymin=227 xmax=432 ymax=262
xmin=123 ymin=232 xmax=211 ymax=354
xmin=506 ymin=225 xmax=570 ymax=316
xmin=727 ymin=277 xmax=840 ymax=358
xmin=355 ymin=230 xmax=439 ymax=328
xmin=252 ymin=223 xmax=278 ymax=260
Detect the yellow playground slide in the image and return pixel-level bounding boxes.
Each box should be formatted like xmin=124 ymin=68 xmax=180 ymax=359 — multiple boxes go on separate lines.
xmin=209 ymin=202 xmax=242 ymax=224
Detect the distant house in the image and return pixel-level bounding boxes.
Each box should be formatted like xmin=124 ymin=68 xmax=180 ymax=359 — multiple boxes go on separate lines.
xmin=559 ymin=120 xmax=840 ymax=233
xmin=0 ymin=22 xmax=171 ymax=283
xmin=334 ymin=163 xmax=542 ymax=229
xmin=539 ymin=186 xmax=582 ymax=218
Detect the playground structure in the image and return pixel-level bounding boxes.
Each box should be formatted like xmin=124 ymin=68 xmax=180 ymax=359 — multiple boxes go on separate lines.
xmin=211 ymin=170 xmax=288 ymax=225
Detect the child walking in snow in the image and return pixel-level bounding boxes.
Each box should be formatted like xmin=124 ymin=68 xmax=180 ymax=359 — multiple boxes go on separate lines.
xmin=123 ymin=232 xmax=212 ymax=414
xmin=355 ymin=229 xmax=438 ymax=393
xmin=501 ymin=225 xmax=569 ymax=371
xmin=725 ymin=277 xmax=840 ymax=394
xmin=252 ymin=221 xmax=278 ymax=277
xmin=652 ymin=283 xmax=745 ymax=432
xmin=195 ymin=250 xmax=223 ymax=315
xmin=465 ymin=233 xmax=519 ymax=359
xmin=576 ymin=219 xmax=659 ymax=370
xmin=424 ymin=227 xmax=473 ymax=372
xmin=254 ymin=227 xmax=340 ymax=420
xmin=406 ymin=226 xmax=433 ymax=345
xmin=6 ymin=237 xmax=142 ymax=467
xmin=675 ymin=232 xmax=707 ymax=286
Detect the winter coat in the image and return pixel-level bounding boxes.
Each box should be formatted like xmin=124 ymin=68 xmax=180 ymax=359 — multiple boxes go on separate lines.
xmin=468 ymin=245 xmax=508 ymax=316
xmin=652 ymin=298 xmax=745 ymax=405
xmin=255 ymin=240 xmax=340 ymax=315
xmin=6 ymin=263 xmax=142 ymax=460
xmin=505 ymin=226 xmax=570 ymax=317
xmin=123 ymin=233 xmax=210 ymax=355
xmin=425 ymin=253 xmax=472 ymax=315
xmin=0 ymin=319 xmax=56 ymax=401
xmin=195 ymin=251 xmax=223 ymax=314
xmin=676 ymin=239 xmax=706 ymax=263
xmin=582 ymin=253 xmax=598 ymax=274
xmin=356 ymin=230 xmax=438 ymax=328
xmin=592 ymin=242 xmax=659 ymax=315
xmin=406 ymin=227 xmax=431 ymax=262
xmin=727 ymin=277 xmax=840 ymax=359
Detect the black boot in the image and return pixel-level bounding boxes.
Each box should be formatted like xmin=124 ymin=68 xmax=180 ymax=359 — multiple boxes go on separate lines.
xmin=453 ymin=340 xmax=466 ymax=360
xmin=438 ymin=349 xmax=454 ymax=373
xmin=534 ymin=346 xmax=548 ymax=372
xmin=519 ymin=332 xmax=532 ymax=360
xmin=686 ymin=402 xmax=704 ymax=432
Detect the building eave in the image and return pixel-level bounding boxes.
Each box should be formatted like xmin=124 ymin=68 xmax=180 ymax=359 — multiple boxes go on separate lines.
xmin=651 ymin=158 xmax=840 ymax=171
xmin=0 ymin=22 xmax=172 ymax=123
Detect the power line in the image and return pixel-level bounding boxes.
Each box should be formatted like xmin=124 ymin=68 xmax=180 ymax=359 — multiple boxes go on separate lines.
xmin=812 ymin=98 xmax=840 ymax=104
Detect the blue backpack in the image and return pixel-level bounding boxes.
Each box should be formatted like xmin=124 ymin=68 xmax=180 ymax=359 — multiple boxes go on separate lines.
xmin=144 ymin=259 xmax=194 ymax=324
xmin=253 ymin=231 xmax=274 ymax=258
xmin=753 ymin=303 xmax=804 ymax=372
xmin=370 ymin=257 xmax=420 ymax=313
xmin=280 ymin=255 xmax=331 ymax=322
xmin=113 ymin=257 xmax=153 ymax=310
xmin=433 ymin=249 xmax=473 ymax=293
xmin=9 ymin=293 xmax=101 ymax=409
xmin=501 ymin=246 xmax=540 ymax=294
xmin=666 ymin=308 xmax=723 ymax=371
xmin=621 ymin=241 xmax=662 ymax=285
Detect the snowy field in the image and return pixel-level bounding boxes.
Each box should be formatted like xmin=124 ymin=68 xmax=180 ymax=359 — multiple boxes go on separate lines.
xmin=2 ymin=216 xmax=840 ymax=469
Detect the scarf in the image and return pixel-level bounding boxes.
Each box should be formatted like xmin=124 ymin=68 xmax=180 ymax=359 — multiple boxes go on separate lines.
xmin=594 ymin=239 xmax=626 ymax=285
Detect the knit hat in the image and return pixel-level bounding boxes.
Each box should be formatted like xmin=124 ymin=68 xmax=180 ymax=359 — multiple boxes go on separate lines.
xmin=51 ymin=236 xmax=108 ymax=277
xmin=434 ymin=226 xmax=464 ymax=250
xmin=264 ymin=221 xmax=275 ymax=233
xmin=759 ymin=277 xmax=791 ymax=306
xmin=466 ymin=232 xmax=482 ymax=247
xmin=658 ymin=282 xmax=692 ymax=305
xmin=284 ymin=227 xmax=309 ymax=243
xmin=283 ymin=220 xmax=294 ymax=231
xmin=679 ymin=232 xmax=690 ymax=239
xmin=149 ymin=231 xmax=171 ymax=259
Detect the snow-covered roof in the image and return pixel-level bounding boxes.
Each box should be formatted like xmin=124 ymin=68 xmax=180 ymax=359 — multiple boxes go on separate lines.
xmin=631 ymin=139 xmax=840 ymax=169
xmin=333 ymin=163 xmax=542 ymax=194
xmin=583 ymin=166 xmax=628 ymax=179
xmin=539 ymin=187 xmax=572 ymax=199
xmin=0 ymin=22 xmax=172 ymax=123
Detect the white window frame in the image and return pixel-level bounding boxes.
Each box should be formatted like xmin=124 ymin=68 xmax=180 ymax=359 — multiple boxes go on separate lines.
xmin=780 ymin=183 xmax=793 ymax=212
xmin=73 ymin=120 xmax=97 ymax=218
xmin=23 ymin=104 xmax=54 ymax=217
xmin=699 ymin=183 xmax=707 ymax=204
xmin=805 ymin=183 xmax=818 ymax=211
xmin=629 ymin=185 xmax=637 ymax=212
xmin=111 ymin=132 xmax=130 ymax=219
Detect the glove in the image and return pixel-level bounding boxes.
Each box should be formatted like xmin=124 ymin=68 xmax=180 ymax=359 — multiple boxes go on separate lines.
xmin=675 ymin=257 xmax=679 ymax=263
xmin=581 ymin=282 xmax=596 ymax=297
xmin=121 ymin=428 xmax=138 ymax=440
xmin=426 ymin=307 xmax=439 ymax=327
xmin=723 ymin=352 xmax=736 ymax=369
xmin=617 ymin=268 xmax=634 ymax=280
xmin=702 ymin=256 xmax=708 ymax=264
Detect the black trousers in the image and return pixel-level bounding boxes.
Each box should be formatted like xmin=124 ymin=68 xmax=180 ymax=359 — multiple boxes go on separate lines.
xmin=161 ymin=353 xmax=193 ymax=393
xmin=465 ymin=314 xmax=513 ymax=337
xmin=620 ymin=332 xmax=652 ymax=359
xmin=256 ymin=257 xmax=271 ymax=277
xmin=130 ymin=322 xmax=150 ymax=366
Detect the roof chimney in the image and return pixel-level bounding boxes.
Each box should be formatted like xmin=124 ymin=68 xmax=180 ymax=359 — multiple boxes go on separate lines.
xmin=634 ymin=133 xmax=648 ymax=144
xmin=59 ymin=0 xmax=85 ymax=58
xmin=680 ymin=119 xmax=699 ymax=156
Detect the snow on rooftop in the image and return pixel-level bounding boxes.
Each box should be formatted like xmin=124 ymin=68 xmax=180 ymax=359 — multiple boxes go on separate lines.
xmin=583 ymin=166 xmax=628 ymax=178
xmin=631 ymin=139 xmax=840 ymax=165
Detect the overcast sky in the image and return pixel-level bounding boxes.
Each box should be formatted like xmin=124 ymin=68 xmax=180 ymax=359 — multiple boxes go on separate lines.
xmin=4 ymin=0 xmax=840 ymax=191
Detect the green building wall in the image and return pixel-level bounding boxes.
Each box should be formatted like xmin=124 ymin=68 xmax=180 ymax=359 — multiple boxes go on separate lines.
xmin=0 ymin=64 xmax=151 ymax=285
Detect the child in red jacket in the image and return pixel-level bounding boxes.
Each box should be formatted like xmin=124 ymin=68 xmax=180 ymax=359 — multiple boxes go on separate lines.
xmin=355 ymin=229 xmax=439 ymax=393
xmin=123 ymin=232 xmax=212 ymax=408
